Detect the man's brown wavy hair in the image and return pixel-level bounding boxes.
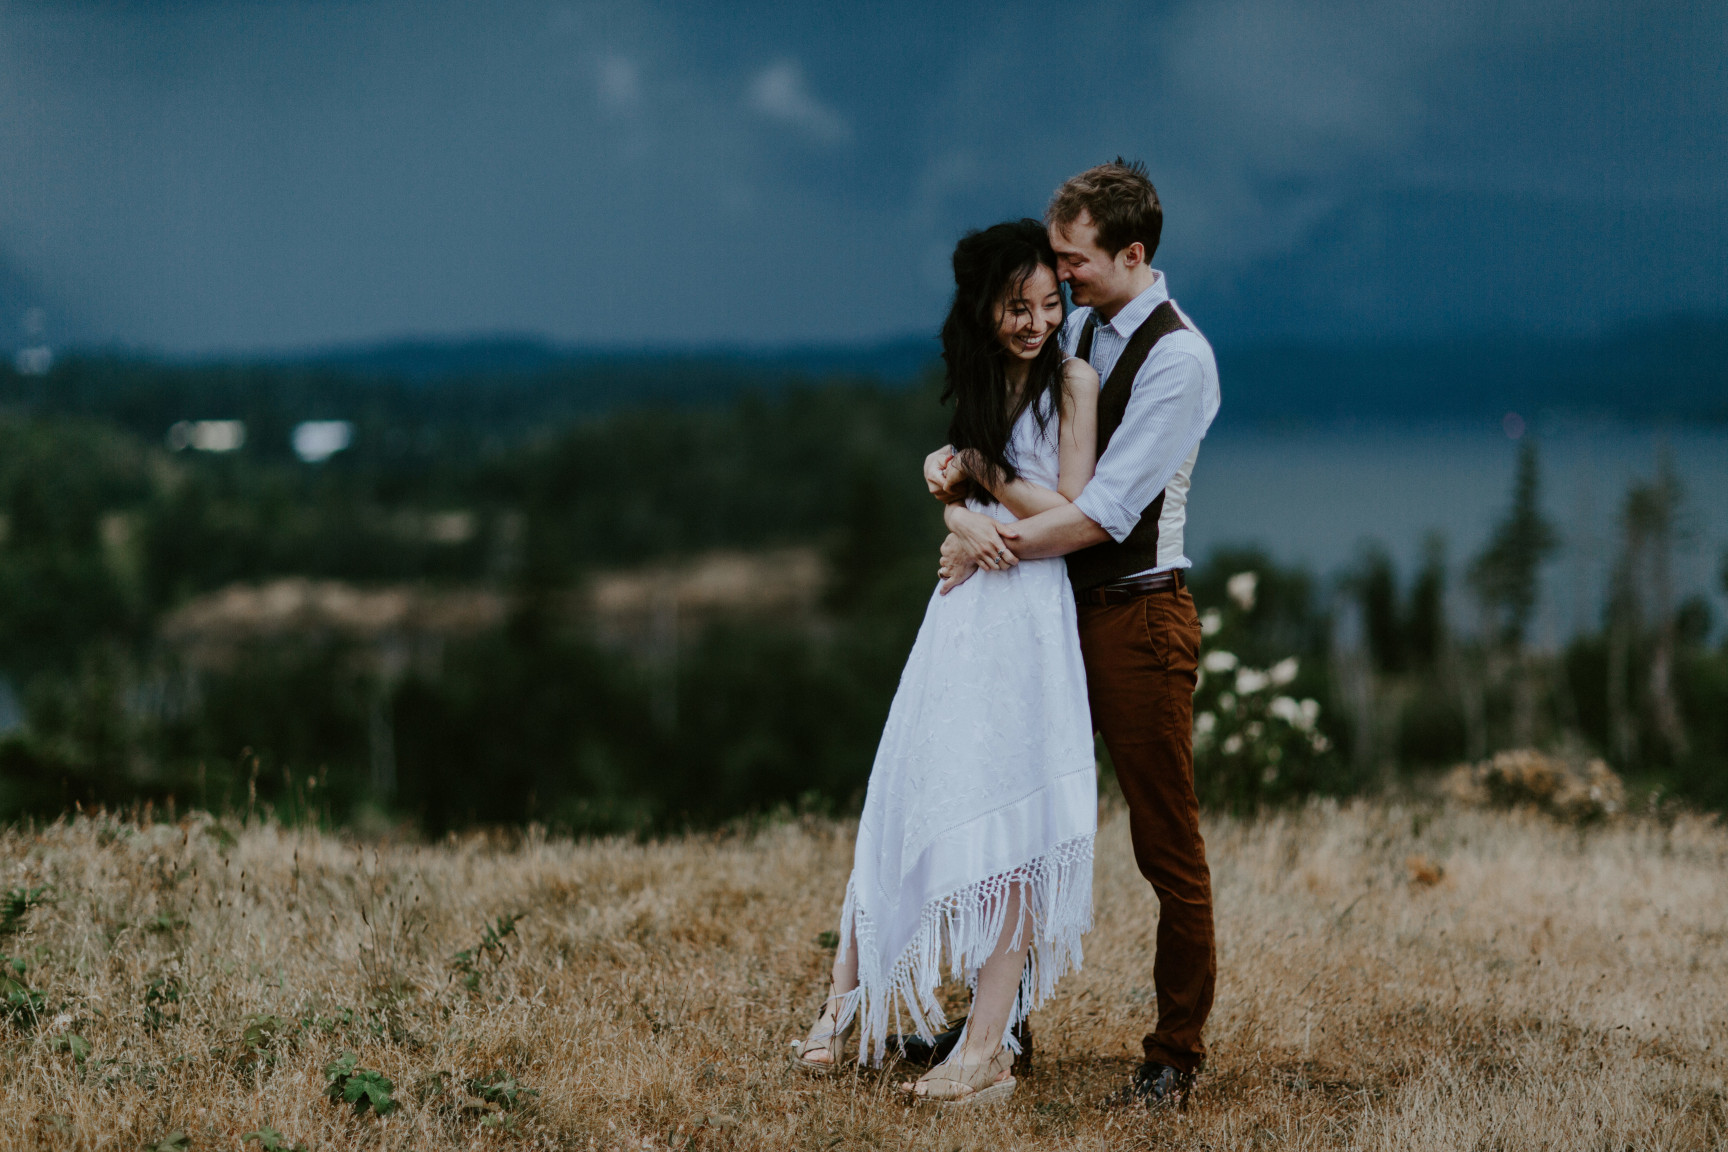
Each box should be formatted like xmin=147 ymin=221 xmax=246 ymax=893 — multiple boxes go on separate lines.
xmin=1046 ymin=158 xmax=1162 ymax=260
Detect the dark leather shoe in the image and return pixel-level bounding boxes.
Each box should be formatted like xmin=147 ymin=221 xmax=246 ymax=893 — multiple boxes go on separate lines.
xmin=884 ymin=1018 xmax=1034 ymax=1070
xmin=885 ymin=1019 xmax=963 ymax=1065
xmin=1115 ymin=1061 xmax=1194 ymax=1111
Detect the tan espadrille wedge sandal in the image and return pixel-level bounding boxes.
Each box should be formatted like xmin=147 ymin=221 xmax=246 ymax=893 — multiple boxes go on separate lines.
xmin=789 ymin=997 xmax=854 ymax=1076
xmin=902 ymin=1044 xmax=1016 ymax=1106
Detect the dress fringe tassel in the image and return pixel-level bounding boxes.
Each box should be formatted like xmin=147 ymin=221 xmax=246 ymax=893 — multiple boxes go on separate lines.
xmin=830 ymin=833 xmax=1095 ymax=1066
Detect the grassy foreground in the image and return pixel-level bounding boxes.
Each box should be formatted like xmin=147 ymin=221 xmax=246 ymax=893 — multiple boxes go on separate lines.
xmin=1 ymin=798 xmax=1725 ymax=1151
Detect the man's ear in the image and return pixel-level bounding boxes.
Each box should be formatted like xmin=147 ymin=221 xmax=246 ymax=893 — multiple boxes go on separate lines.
xmin=1119 ymin=242 xmax=1146 ymax=269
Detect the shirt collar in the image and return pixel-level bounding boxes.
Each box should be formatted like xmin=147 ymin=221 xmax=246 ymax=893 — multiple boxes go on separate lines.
xmin=1098 ymin=272 xmax=1169 ymax=338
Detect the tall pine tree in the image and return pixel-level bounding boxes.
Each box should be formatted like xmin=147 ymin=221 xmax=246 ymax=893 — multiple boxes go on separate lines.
xmin=1469 ymin=439 xmax=1558 ymax=650
xmin=1469 ymin=439 xmax=1559 ymax=748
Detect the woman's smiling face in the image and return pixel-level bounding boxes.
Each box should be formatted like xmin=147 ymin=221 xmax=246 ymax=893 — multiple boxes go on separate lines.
xmin=994 ymin=263 xmax=1063 ymax=362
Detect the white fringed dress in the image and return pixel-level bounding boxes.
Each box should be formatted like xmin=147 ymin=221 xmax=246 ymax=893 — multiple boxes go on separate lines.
xmin=834 ymin=398 xmax=1097 ymax=1065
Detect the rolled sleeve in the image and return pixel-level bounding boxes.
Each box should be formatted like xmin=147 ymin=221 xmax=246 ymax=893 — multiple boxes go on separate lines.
xmin=1073 ymin=484 xmax=1139 ymax=543
xmin=1074 ymin=350 xmax=1210 ymax=543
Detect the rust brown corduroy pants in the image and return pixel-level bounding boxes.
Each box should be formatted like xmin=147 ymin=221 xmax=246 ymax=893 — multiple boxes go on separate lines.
xmin=1078 ymin=585 xmax=1215 ymax=1073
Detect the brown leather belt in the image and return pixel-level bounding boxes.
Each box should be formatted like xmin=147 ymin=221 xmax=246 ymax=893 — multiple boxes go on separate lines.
xmin=1076 ymin=568 xmax=1186 ymax=606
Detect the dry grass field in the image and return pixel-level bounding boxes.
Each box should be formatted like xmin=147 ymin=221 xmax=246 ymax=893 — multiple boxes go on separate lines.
xmin=2 ymin=795 xmax=1725 ymax=1151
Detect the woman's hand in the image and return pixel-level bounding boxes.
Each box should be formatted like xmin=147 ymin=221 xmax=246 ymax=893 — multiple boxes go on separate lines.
xmin=943 ymin=504 xmax=1020 ymax=573
xmin=923 ymin=445 xmax=968 ymax=504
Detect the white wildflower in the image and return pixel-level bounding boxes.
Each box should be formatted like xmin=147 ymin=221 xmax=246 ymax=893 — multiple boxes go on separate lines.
xmin=1226 ymin=570 xmax=1258 ymax=611
xmin=1300 ymin=698 xmax=1321 ymax=731
xmin=1218 ymin=692 xmax=1237 ymax=713
xmin=1200 ymin=609 xmax=1223 ymax=635
xmin=1222 ymin=734 xmax=1244 ymax=755
xmin=1194 ymin=712 xmax=1217 ymax=735
xmin=1235 ymin=667 xmax=1271 ymax=694
xmin=1269 ymin=656 xmax=1299 ymax=686
xmin=1202 ymin=650 xmax=1238 ymax=674
xmin=1269 ymin=696 xmax=1302 ymax=725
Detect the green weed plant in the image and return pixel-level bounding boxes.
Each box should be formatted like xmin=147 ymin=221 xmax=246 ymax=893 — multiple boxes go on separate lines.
xmin=323 ymin=1050 xmax=397 ymax=1116
xmin=244 ymin=1126 xmax=310 ymax=1151
xmin=450 ymin=912 xmax=522 ymax=996
xmin=0 ymin=887 xmax=51 ymax=1028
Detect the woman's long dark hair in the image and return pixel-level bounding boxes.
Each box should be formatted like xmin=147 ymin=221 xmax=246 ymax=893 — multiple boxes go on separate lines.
xmin=940 ymin=219 xmax=1067 ymax=499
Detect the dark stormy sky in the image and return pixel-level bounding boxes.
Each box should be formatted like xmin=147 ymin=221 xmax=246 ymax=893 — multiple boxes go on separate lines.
xmin=1 ymin=0 xmax=1722 ymax=354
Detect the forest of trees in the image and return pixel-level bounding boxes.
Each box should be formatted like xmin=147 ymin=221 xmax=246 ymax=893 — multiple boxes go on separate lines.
xmin=0 ymin=353 xmax=1724 ymax=831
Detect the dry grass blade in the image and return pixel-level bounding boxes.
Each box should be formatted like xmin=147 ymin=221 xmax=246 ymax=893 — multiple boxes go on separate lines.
xmin=0 ymin=800 xmax=1723 ymax=1149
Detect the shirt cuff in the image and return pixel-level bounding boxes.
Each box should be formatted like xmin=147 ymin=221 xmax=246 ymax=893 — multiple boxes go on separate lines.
xmin=1074 ymin=485 xmax=1137 ymax=544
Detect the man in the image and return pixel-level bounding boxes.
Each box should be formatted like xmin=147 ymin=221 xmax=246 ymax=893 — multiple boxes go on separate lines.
xmin=924 ymin=159 xmax=1222 ymax=1110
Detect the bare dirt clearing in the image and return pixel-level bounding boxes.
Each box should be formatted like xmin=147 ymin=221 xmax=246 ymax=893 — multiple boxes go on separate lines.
xmin=2 ymin=799 xmax=1724 ymax=1150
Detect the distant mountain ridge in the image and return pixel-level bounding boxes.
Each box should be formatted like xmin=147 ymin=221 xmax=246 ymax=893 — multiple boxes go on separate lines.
xmin=271 ymin=311 xmax=1728 ymax=422
xmin=6 ymin=313 xmax=1723 ymax=441
xmin=283 ymin=334 xmax=943 ymax=387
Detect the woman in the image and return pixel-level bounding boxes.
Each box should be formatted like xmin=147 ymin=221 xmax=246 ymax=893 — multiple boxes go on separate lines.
xmin=791 ymin=219 xmax=1100 ymax=1105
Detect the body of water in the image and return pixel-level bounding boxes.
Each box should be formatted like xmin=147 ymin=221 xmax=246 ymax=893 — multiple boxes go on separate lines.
xmin=1185 ymin=416 xmax=1728 ymax=647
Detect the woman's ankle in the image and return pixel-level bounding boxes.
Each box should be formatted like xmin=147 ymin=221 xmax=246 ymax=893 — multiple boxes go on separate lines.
xmin=958 ymin=1037 xmax=1006 ymax=1066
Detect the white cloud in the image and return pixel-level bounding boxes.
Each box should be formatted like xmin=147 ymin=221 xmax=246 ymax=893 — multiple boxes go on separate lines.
xmin=746 ymin=59 xmax=850 ymax=145
xmin=596 ymin=54 xmax=641 ymax=111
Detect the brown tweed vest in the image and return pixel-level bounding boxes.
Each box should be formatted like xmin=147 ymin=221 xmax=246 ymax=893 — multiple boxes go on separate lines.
xmin=1065 ymin=300 xmax=1191 ymax=592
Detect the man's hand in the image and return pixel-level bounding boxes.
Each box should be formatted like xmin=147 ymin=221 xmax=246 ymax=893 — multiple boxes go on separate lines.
xmin=953 ymin=448 xmax=992 ymax=492
xmin=937 ymin=511 xmax=1023 ymax=594
xmin=937 ymin=533 xmax=978 ymax=594
xmin=924 ymin=445 xmax=969 ymax=504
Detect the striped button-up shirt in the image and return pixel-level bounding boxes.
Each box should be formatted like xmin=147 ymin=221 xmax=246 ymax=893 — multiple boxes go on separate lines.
xmin=1065 ymin=273 xmax=1221 ymax=575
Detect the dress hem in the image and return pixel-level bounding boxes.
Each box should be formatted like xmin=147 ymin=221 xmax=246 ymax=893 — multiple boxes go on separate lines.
xmin=834 ymin=832 xmax=1095 ymax=1067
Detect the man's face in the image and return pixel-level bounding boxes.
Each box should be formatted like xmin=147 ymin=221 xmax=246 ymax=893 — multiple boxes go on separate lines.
xmin=1049 ymin=211 xmax=1139 ymax=313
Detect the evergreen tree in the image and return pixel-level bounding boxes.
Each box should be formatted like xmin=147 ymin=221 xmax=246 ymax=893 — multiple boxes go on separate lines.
xmin=1406 ymin=534 xmax=1447 ymax=671
xmin=1351 ymin=542 xmax=1404 ymax=675
xmin=1622 ymin=452 xmax=1689 ymax=759
xmin=1469 ymin=439 xmax=1558 ymax=650
xmin=1469 ymin=439 xmax=1559 ymax=750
